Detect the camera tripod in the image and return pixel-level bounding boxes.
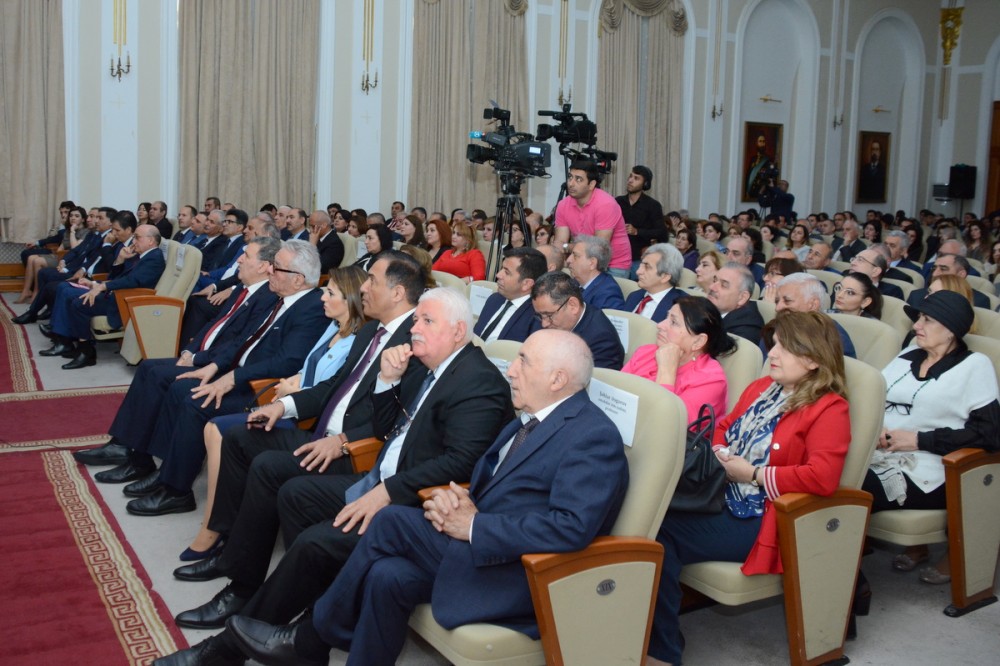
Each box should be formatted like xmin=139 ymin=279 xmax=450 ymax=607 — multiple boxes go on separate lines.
xmin=484 ymin=172 xmax=531 ymax=281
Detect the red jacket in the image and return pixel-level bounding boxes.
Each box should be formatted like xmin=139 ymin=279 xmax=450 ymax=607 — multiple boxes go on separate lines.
xmin=713 ymin=377 xmax=851 ymax=575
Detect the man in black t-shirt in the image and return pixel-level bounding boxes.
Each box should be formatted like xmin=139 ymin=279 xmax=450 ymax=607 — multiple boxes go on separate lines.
xmin=615 ymin=165 xmax=667 ymax=279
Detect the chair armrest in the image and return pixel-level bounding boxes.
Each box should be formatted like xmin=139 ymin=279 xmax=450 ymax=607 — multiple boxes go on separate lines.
xmin=248 ymin=378 xmax=281 ymax=406
xmin=771 ymin=487 xmax=872 ymax=516
xmin=345 ymin=437 xmax=385 ymax=474
xmin=942 ymin=447 xmax=1000 ymax=470
xmin=111 ymin=288 xmax=156 ymax=329
xmin=90 ymin=272 xmax=108 ymax=281
xmin=416 ymin=483 xmax=471 ymax=503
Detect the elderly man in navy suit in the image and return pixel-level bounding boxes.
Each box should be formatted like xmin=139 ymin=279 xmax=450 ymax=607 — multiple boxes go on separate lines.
xmin=40 ymin=222 xmax=165 ymax=369
xmin=473 ymin=247 xmax=547 ymax=343
xmin=225 ymin=329 xmax=629 ymax=666
xmin=567 ymin=235 xmax=626 ymax=310
xmin=624 ymin=242 xmax=685 ymax=322
xmin=530 ymin=271 xmax=624 ymax=370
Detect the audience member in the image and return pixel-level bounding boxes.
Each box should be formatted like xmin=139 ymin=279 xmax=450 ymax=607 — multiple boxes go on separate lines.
xmin=625 ymin=243 xmax=684 ymax=322
xmin=553 ymin=160 xmax=631 ymax=278
xmin=566 ymin=235 xmax=626 ymax=310
xmin=432 ymin=223 xmax=486 ymax=283
xmin=831 ymin=272 xmax=883 ymax=319
xmin=707 ymin=262 xmax=764 ymax=343
xmin=473 ymin=247 xmax=547 ymax=343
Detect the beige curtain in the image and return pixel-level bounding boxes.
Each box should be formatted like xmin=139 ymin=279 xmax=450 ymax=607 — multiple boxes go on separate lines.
xmin=178 ymin=0 xmax=320 ymax=211
xmin=408 ymin=0 xmax=528 ymax=214
xmin=598 ymin=0 xmax=685 ymax=209
xmin=0 ymin=0 xmax=66 ymax=242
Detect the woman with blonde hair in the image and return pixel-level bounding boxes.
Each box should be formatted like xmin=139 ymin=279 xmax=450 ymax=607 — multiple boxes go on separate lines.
xmin=694 ymin=250 xmax=724 ymax=292
xmin=432 ymin=222 xmax=486 ymax=283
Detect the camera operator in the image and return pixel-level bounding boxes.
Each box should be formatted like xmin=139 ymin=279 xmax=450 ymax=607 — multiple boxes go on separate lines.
xmin=758 ymin=175 xmax=795 ymax=222
xmin=616 ymin=165 xmax=667 ymax=279
xmin=553 ymin=160 xmax=632 ymax=279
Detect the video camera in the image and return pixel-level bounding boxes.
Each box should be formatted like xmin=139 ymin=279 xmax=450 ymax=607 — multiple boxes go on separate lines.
xmin=467 ymin=105 xmax=551 ymax=179
xmin=536 ymin=104 xmax=616 ymax=175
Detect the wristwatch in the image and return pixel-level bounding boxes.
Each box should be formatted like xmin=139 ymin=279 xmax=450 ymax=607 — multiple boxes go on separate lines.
xmin=751 ymin=467 xmax=760 ymax=487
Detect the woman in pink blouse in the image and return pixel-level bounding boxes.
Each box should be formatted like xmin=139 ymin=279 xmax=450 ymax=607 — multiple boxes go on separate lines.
xmin=432 ymin=222 xmax=486 ymax=283
xmin=622 ymin=296 xmax=734 ymax=421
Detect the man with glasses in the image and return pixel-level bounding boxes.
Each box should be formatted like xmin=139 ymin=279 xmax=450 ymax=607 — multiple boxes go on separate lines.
xmin=849 ymin=246 xmax=904 ymax=300
xmin=193 ymin=209 xmax=248 ymax=290
xmin=529 ymin=271 xmax=623 ymax=370
xmin=906 ymin=253 xmax=992 ymax=309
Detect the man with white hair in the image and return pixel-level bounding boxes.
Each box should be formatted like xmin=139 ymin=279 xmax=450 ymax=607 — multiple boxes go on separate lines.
xmin=224 ymin=329 xmax=629 ymax=666
xmin=773 ymin=273 xmax=856 ymax=358
xmin=625 ymin=242 xmax=685 ymax=322
xmin=883 ymin=230 xmax=921 ymax=282
xmin=832 ymin=219 xmax=866 ymax=263
xmin=566 ymin=235 xmax=626 ymax=310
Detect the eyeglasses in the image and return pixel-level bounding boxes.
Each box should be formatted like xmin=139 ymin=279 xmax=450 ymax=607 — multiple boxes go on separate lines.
xmin=533 ymin=299 xmax=568 ymax=323
xmin=272 ymin=266 xmax=303 ymax=277
xmin=851 ymin=254 xmax=877 ymax=269
xmin=885 ymin=401 xmax=913 ymax=415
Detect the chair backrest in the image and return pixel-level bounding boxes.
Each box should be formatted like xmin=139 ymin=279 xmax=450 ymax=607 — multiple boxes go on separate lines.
xmin=762 ymin=239 xmax=774 ymax=261
xmin=895 ymin=266 xmax=924 ymax=288
xmin=337 ymin=232 xmax=358 ymax=267
xmin=807 ymin=269 xmax=842 ymax=294
xmin=157 ymin=240 xmax=202 ymax=300
xmin=967 ymin=275 xmax=1000 ymax=309
xmin=468 ymin=280 xmax=499 ymax=319
xmin=882 ymin=277 xmax=916 ymax=302
xmin=829 ymin=260 xmax=851 ymax=273
xmin=757 ymin=297 xmax=776 ymax=325
xmin=695 ymin=235 xmax=715 ymax=255
xmin=589 ymin=368 xmax=688 ymax=539
xmin=603 ymin=308 xmax=658 ymax=360
xmin=973 ymin=307 xmax=1000 ymax=339
xmin=965 ymin=334 xmax=1000 ymax=382
xmin=615 ymin=276 xmax=641 ymax=300
xmin=678 ymin=267 xmax=697 ymax=288
xmin=967 ymin=257 xmax=986 ymax=274
xmin=483 ymin=339 xmax=521 ymax=379
xmin=839 ymin=356 xmax=886 ymax=488
xmin=717 ymin=335 xmax=764 ymax=413
xmin=827 ymin=313 xmax=903 ymax=369
xmin=879 ymin=295 xmax=912 ymax=337
xmin=431 ymin=270 xmax=469 ymax=297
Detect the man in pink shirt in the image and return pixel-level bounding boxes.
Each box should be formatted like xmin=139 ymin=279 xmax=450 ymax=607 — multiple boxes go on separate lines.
xmin=553 ymin=161 xmax=632 ymax=278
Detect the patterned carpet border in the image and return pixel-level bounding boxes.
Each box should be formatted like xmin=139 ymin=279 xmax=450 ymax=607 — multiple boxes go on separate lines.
xmin=0 ymin=295 xmax=40 ymax=393
xmin=44 ymin=450 xmax=185 ymax=664
xmin=0 ymin=387 xmax=127 ymax=453
xmin=0 ymin=385 xmax=128 ymax=403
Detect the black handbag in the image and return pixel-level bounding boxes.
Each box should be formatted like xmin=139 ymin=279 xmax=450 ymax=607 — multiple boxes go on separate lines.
xmin=669 ymin=403 xmax=727 ymax=514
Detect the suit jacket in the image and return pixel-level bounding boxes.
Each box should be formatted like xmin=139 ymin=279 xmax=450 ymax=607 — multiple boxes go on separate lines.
xmin=198 ymin=235 xmax=227 ymax=270
xmin=907 ymin=287 xmax=991 ymax=310
xmin=291 ymin=317 xmax=420 ymax=443
xmin=877 ymin=280 xmax=904 ymax=301
xmin=105 ymin=247 xmax=165 ymax=293
xmin=834 ymin=238 xmax=866 ymax=263
xmin=885 ymin=267 xmax=914 ymax=283
xmin=473 ymin=293 xmax=535 ymax=342
xmin=581 ymin=272 xmax=626 ymax=311
xmin=196 ymin=244 xmax=246 ymax=290
xmin=530 ymin=304 xmax=624 ymax=370
xmin=208 ymin=288 xmax=329 ymax=384
xmin=369 ymin=343 xmax=515 ymax=505
xmin=185 ymin=284 xmax=280 ymax=366
xmin=217 ymin=237 xmax=246 ymax=269
xmin=723 ymin=300 xmax=764 ymax=344
xmin=431 ymin=391 xmax=628 ymax=636
xmin=623 ymin=287 xmax=684 ymax=323
xmin=749 ymin=262 xmax=766 ymax=288
xmin=317 ymin=232 xmax=346 ymax=274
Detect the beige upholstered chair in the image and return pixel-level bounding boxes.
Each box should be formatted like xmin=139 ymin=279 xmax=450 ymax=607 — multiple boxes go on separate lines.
xmin=695 ymin=235 xmax=715 ymax=255
xmin=827 ymin=313 xmax=903 ymax=369
xmin=483 ymin=339 xmax=521 ymax=381
xmin=432 ymin=270 xmax=470 ymax=297
xmin=679 ymin=267 xmax=697 ymax=288
xmin=894 ymin=266 xmax=924 ymax=288
xmin=973 ymin=307 xmax=1000 ymax=339
xmin=94 ymin=241 xmax=202 ymax=363
xmin=966 ymin=257 xmax=986 ymax=274
xmin=879 ymin=295 xmax=913 ymax=337
xmin=468 ymin=280 xmax=499 ymax=320
xmin=829 ymin=260 xmax=851 ymax=273
xmin=679 ymin=357 xmax=884 ymax=666
xmin=337 ymin=232 xmax=357 ymax=267
xmin=882 ymin=277 xmax=916 ymax=302
xmin=967 ymin=275 xmax=1000 ymax=309
xmin=757 ymin=296 xmax=777 ymax=325
xmin=806 ymin=269 xmax=842 ymax=294
xmin=603 ymin=308 xmax=658 ymax=360
xmin=867 ymin=333 xmax=1000 ymax=617
xmin=717 ymin=334 xmax=764 ymax=413
xmin=409 ymin=369 xmax=689 ymax=665
xmin=614 ymin=276 xmax=641 ymax=300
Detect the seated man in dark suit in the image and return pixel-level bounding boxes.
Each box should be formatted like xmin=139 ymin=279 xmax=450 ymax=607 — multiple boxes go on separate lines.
xmin=832 ymin=220 xmax=866 ymax=263
xmin=39 ymin=222 xmax=165 ymax=369
xmin=802 ymin=241 xmax=842 ymax=275
xmin=94 ymin=240 xmax=330 ymax=517
xmin=530 ymin=271 xmax=624 ymax=370
xmin=919 ymin=239 xmax=982 ymax=281
xmin=308 ymin=209 xmax=345 ymax=274
xmin=883 ymin=230 xmax=922 ymax=282
xmin=848 ymin=247 xmax=904 ymax=300
xmin=708 ymin=262 xmax=764 ymax=343
xmin=624 ymin=242 xmax=685 ymax=322
xmin=197 ymin=210 xmax=228 ymax=270
xmin=567 ymin=235 xmax=626 ymax=310
xmin=193 ymin=209 xmax=247 ymax=290
xmin=907 ymin=254 xmax=992 ymax=309
xmin=73 ymin=237 xmax=283 ymax=468
xmin=725 ymin=236 xmax=765 ymax=287
xmin=224 ymin=329 xmax=629 ymax=666
xmin=156 ymin=286 xmax=514 ymax=666
xmin=473 ymin=247 xmax=547 ymax=343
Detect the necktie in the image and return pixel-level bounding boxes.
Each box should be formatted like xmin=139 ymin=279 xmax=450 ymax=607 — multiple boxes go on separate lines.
xmin=344 ymin=369 xmax=435 ymax=503
xmin=495 ymin=417 xmax=540 ymax=474
xmin=634 ymin=295 xmax=653 ymax=315
xmin=479 ymin=300 xmax=513 ymax=340
xmin=228 ymin=298 xmax=284 ymax=371
xmin=302 ymin=332 xmax=336 ymax=388
xmin=199 ymin=287 xmax=249 ymax=351
xmin=311 ymin=326 xmax=388 ymax=440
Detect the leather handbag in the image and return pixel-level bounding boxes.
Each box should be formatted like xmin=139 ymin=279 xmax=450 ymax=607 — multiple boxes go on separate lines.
xmin=669 ymin=403 xmax=727 ymax=514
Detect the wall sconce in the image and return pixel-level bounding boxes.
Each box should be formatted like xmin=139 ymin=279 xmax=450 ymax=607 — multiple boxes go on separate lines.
xmin=109 ymin=0 xmax=130 ymax=82
xmin=557 ymin=85 xmax=572 ymax=106
xmin=872 ymin=106 xmax=891 ymax=114
xmin=361 ymin=70 xmax=378 ymax=94
xmin=360 ymin=0 xmax=378 ymax=95
xmin=711 ymin=102 xmax=724 ymax=120
xmin=110 ymin=53 xmax=131 ymax=82
xmin=759 ymin=94 xmax=782 ymax=104
xmin=832 ymin=114 xmax=844 ymax=129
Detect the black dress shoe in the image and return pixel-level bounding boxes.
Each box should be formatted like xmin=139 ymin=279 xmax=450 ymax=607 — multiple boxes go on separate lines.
xmin=173 ymin=554 xmax=225 ymax=582
xmin=60 ymin=344 xmax=79 ymax=359
xmin=11 ymin=312 xmax=36 ymax=325
xmin=37 ymin=307 xmax=51 ymax=320
xmin=123 ymin=470 xmax=162 ymax=497
xmin=94 ymin=461 xmax=156 ymax=484
xmin=127 ymin=487 xmax=196 ymax=517
xmin=175 ymin=584 xmax=248 ymax=629
xmin=39 ymin=322 xmax=54 ymax=337
xmin=227 ymin=616 xmax=327 ymax=666
xmin=39 ymin=342 xmax=72 ymax=357
xmin=74 ymin=441 xmax=129 ymax=466
xmin=152 ymin=635 xmax=245 ymax=666
xmin=62 ymin=350 xmax=97 ymax=369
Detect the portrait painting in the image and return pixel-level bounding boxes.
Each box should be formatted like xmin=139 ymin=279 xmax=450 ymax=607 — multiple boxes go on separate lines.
xmin=742 ymin=122 xmax=783 ymax=202
xmin=856 ymin=131 xmax=890 ymax=203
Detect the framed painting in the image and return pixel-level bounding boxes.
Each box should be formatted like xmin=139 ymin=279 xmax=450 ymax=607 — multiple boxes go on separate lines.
xmin=856 ymin=131 xmax=890 ymax=203
xmin=742 ymin=122 xmax=783 ymax=202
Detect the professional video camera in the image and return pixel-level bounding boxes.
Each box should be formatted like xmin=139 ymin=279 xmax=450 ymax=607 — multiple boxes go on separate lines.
xmin=466 ymin=105 xmax=551 ymax=179
xmin=536 ymin=104 xmax=617 ymax=176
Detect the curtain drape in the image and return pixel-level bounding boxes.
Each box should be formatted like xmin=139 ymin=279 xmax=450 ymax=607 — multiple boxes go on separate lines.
xmin=0 ymin=0 xmax=66 ymax=242
xmin=178 ymin=0 xmax=320 ymax=211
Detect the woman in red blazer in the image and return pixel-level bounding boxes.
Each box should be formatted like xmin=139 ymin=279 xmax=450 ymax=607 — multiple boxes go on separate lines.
xmin=647 ymin=311 xmax=851 ymax=666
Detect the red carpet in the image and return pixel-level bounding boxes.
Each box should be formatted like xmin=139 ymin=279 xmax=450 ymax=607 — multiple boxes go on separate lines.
xmin=0 ymin=450 xmax=186 ymax=665
xmin=0 ymin=296 xmax=41 ymax=393
xmin=0 ymin=387 xmax=127 ymax=453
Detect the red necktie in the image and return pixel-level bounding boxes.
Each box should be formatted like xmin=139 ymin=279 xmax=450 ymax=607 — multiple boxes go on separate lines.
xmin=199 ymin=288 xmax=249 ymax=351
xmin=634 ymin=295 xmax=653 ymax=314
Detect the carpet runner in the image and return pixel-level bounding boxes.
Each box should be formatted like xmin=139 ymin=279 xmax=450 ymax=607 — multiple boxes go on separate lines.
xmin=0 ymin=387 xmax=127 ymax=454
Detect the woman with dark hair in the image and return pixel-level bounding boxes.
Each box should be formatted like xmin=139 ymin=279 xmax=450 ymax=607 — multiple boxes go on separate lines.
xmin=136 ymin=202 xmax=151 ymax=224
xmin=503 ymin=224 xmax=528 ymax=251
xmin=788 ymin=223 xmax=810 ymax=262
xmin=741 ymin=227 xmax=767 ymax=264
xmin=622 ymin=296 xmax=735 ymax=421
xmin=963 ymin=219 xmax=992 ymax=263
xmin=760 ymin=223 xmax=781 ymax=248
xmin=181 ymin=266 xmax=370 ymax=560
xmin=646 ymin=311 xmax=850 ymax=666
xmin=397 ymin=214 xmax=427 ymax=250
xmin=346 ymin=213 xmax=368 ymax=238
xmin=702 ymin=221 xmax=725 ymax=251
xmin=761 ymin=256 xmax=804 ymax=302
xmin=831 ymin=271 xmax=883 ymax=319
xmin=332 ymin=209 xmax=351 ymax=234
xmin=904 ymin=224 xmax=925 ymax=263
xmin=984 ymin=239 xmax=1000 ymax=280
xmin=863 ymin=221 xmax=882 ymax=244
xmin=425 ymin=219 xmax=452 ymax=263
xmin=354 ymin=224 xmax=394 ymax=271
xmin=534 ymin=223 xmax=554 ymax=246
xmin=673 ymin=228 xmax=699 ymax=271
xmin=16 ymin=205 xmax=91 ymax=303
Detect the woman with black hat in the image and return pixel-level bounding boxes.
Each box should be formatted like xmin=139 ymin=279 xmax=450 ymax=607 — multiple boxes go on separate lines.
xmin=862 ymin=290 xmax=1000 ymax=584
